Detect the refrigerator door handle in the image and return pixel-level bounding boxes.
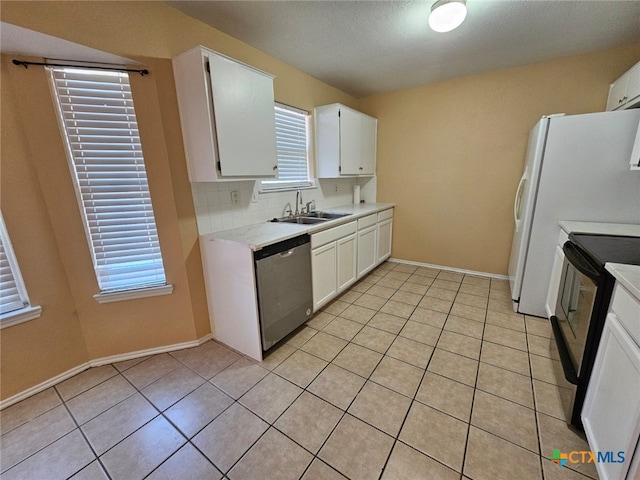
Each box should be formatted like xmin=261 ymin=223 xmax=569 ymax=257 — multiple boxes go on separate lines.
xmin=514 ymin=175 xmax=526 ymax=224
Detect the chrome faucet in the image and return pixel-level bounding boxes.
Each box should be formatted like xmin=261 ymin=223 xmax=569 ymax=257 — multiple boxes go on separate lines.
xmin=295 ymin=190 xmax=302 ymax=216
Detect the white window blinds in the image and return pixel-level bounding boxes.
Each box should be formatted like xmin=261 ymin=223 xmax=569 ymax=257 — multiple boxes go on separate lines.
xmin=262 ymin=104 xmax=311 ymax=190
xmin=49 ymin=67 xmax=167 ymax=293
xmin=0 ymin=214 xmax=29 ymax=315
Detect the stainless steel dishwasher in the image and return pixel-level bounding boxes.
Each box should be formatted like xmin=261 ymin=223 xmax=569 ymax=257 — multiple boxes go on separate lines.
xmin=254 ymin=234 xmax=313 ymax=351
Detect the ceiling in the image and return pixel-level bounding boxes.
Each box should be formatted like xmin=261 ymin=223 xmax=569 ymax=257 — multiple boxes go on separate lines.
xmin=168 ymin=0 xmax=640 ymax=98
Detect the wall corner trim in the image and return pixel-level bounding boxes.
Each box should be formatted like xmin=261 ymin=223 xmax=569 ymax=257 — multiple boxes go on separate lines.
xmin=0 ymin=333 xmax=213 ymax=410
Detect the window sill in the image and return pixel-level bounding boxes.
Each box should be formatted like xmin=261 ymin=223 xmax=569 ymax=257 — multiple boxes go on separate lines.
xmin=0 ymin=305 xmax=43 ymax=329
xmin=94 ymin=284 xmax=174 ymax=304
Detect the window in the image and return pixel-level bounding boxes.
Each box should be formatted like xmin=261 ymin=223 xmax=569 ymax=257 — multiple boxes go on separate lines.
xmin=0 ymin=213 xmax=41 ymax=327
xmin=49 ymin=67 xmax=170 ymax=301
xmin=261 ymin=103 xmax=312 ymax=191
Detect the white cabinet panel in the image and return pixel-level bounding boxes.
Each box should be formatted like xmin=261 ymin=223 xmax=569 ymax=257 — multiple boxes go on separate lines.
xmin=546 ymin=245 xmax=564 ymax=319
xmin=311 ymin=242 xmax=337 ymax=311
xmin=582 ymin=312 xmax=640 ymax=480
xmin=337 ymin=233 xmax=357 ymax=292
xmin=377 ymin=218 xmax=393 ymax=263
xmin=173 ymin=46 xmax=277 ymax=181
xmin=315 ymin=103 xmax=377 ymax=178
xmin=608 ymin=71 xmax=631 ymax=111
xmin=357 ymin=225 xmax=377 ymax=278
xmin=606 ymin=61 xmax=640 ymax=111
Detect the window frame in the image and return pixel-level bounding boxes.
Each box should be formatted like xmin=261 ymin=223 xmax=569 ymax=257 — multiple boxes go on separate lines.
xmin=260 ymin=103 xmax=314 ymax=193
xmin=0 ymin=213 xmax=42 ymax=328
xmin=47 ymin=66 xmax=172 ymax=303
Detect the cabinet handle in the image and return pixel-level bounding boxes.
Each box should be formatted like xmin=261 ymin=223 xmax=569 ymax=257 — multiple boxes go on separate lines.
xmin=273 ymin=165 xmax=278 ymax=170
xmin=359 ymin=166 xmax=363 ymax=170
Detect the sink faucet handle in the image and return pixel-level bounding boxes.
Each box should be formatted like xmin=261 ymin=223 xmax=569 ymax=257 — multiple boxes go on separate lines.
xmin=305 ymin=200 xmax=315 ymax=213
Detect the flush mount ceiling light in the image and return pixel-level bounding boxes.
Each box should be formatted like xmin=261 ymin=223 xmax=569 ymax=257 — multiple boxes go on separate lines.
xmin=429 ymin=0 xmax=468 ymax=33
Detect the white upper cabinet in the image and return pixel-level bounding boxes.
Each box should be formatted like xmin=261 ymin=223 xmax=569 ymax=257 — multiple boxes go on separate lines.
xmin=606 ymin=60 xmax=640 ymax=111
xmin=173 ymin=46 xmax=278 ymax=182
xmin=315 ymin=103 xmax=377 ymax=178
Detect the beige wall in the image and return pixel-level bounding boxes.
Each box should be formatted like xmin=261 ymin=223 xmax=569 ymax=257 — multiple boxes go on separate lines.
xmin=0 ymin=1 xmax=358 ymax=400
xmin=359 ymin=43 xmax=640 ymax=275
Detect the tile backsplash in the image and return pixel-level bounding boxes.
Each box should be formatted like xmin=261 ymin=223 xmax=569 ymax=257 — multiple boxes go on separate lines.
xmin=192 ymin=177 xmax=377 ymax=234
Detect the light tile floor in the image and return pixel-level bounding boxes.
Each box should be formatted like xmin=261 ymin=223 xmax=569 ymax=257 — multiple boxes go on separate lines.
xmin=0 ymin=262 xmax=599 ymax=480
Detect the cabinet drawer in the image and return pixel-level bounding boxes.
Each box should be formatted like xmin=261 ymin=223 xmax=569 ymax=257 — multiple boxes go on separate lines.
xmin=311 ymin=221 xmax=357 ymax=249
xmin=377 ymin=208 xmax=393 ymax=222
xmin=610 ymin=283 xmax=640 ymax=345
xmin=358 ymin=213 xmax=377 ymax=229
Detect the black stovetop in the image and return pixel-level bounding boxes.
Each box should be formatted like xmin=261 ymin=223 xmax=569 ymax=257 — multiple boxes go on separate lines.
xmin=569 ymin=233 xmax=640 ymax=270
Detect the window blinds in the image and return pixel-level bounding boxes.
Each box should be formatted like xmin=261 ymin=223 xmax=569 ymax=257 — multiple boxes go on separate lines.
xmin=262 ymin=104 xmax=311 ymax=190
xmin=49 ymin=67 xmax=166 ymax=293
xmin=0 ymin=215 xmax=28 ymax=315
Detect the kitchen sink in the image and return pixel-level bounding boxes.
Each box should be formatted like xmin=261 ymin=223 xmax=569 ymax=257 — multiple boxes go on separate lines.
xmin=276 ymin=216 xmax=329 ymax=224
xmin=305 ymin=212 xmax=351 ymax=219
xmin=269 ymin=211 xmax=352 ymax=224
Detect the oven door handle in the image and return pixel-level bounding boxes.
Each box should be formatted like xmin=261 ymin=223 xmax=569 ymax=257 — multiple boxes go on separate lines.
xmin=562 ymin=242 xmax=600 ymax=281
xmin=550 ymin=315 xmax=580 ymax=385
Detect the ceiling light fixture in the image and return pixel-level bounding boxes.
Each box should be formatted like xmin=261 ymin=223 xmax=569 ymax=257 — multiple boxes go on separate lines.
xmin=429 ymin=0 xmax=467 ymax=33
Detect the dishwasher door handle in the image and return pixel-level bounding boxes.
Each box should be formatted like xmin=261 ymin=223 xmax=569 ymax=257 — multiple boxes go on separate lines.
xmin=279 ymin=249 xmax=295 ymax=258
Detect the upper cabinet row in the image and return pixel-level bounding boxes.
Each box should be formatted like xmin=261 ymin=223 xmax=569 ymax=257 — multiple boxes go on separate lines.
xmin=606 ymin=60 xmax=640 ymax=111
xmin=173 ymin=46 xmax=377 ymax=182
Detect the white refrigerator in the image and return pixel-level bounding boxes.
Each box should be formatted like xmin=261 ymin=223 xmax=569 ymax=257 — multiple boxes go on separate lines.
xmin=508 ymin=110 xmax=640 ymax=318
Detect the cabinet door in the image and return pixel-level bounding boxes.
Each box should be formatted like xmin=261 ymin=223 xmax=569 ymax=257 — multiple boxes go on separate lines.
xmin=607 ymin=70 xmax=630 ymax=111
xmin=582 ymin=313 xmax=640 ymax=480
xmin=377 ymin=219 xmax=393 ymax=264
xmin=337 ymin=233 xmax=357 ymax=292
xmin=208 ymin=53 xmax=277 ymax=177
xmin=312 ymin=242 xmax=337 ymax=311
xmin=339 ymin=107 xmax=363 ymax=175
xmin=359 ymin=113 xmax=377 ymax=175
xmin=545 ymin=245 xmax=564 ymax=319
xmin=357 ymin=225 xmax=377 ymax=278
xmin=627 ymin=64 xmax=640 ymax=109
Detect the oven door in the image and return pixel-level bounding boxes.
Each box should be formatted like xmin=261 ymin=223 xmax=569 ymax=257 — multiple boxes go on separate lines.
xmin=554 ymin=241 xmax=599 ymax=376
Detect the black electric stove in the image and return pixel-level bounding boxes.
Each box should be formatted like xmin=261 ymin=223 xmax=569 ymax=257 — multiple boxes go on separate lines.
xmin=552 ymin=233 xmax=640 ymax=430
xmin=569 ymin=233 xmax=640 ymax=270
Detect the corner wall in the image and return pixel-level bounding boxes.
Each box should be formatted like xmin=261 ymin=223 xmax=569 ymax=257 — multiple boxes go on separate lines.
xmin=359 ymin=43 xmax=640 ymax=274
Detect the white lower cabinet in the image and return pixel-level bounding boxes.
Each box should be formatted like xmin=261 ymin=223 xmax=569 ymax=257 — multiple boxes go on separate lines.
xmin=377 ymin=209 xmax=393 ymax=263
xmin=337 ymin=234 xmax=357 ymax=291
xmin=357 ymin=214 xmax=378 ymax=277
xmin=311 ymin=221 xmax=357 ymax=311
xmin=311 ymin=208 xmax=393 ymax=311
xmin=311 ymin=242 xmax=338 ymax=310
xmin=582 ymin=283 xmax=640 ymax=480
xmin=546 ymin=229 xmax=568 ymax=318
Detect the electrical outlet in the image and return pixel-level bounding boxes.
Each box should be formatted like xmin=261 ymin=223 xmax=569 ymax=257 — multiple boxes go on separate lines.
xmin=335 ymin=184 xmax=338 ymax=192
xmin=230 ymin=191 xmax=239 ymax=205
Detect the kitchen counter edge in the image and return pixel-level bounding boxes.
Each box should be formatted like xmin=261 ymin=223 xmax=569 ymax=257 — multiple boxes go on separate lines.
xmin=200 ymin=203 xmax=395 ymax=250
xmin=606 ymin=263 xmax=640 ymax=301
xmin=559 ymin=221 xmax=640 ymax=237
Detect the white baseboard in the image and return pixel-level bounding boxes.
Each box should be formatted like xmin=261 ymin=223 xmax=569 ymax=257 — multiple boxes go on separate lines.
xmin=0 ymin=333 xmax=213 ymax=410
xmin=388 ymin=258 xmax=509 ymax=281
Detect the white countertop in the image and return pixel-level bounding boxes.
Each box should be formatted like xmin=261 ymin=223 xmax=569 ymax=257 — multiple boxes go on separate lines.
xmin=606 ymin=263 xmax=640 ymax=301
xmin=201 ymin=203 xmax=394 ymax=250
xmin=560 ymin=221 xmax=640 ymax=236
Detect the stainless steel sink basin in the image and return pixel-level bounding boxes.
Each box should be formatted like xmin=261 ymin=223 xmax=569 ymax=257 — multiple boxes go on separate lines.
xmin=268 ymin=211 xmax=351 ymax=224
xmin=277 ymin=216 xmax=329 ymax=224
xmin=306 ymin=212 xmax=351 ymax=219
